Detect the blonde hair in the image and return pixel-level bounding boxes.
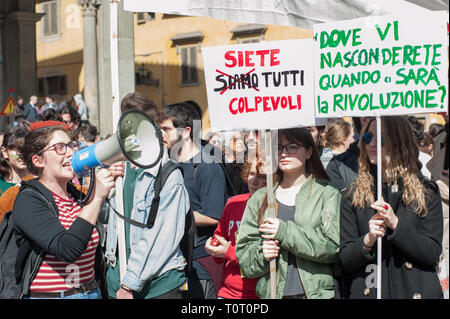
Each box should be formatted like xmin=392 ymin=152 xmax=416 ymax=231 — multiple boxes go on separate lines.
xmin=349 ymin=117 xmax=429 ymax=216
xmin=322 ymin=119 xmax=352 ymax=149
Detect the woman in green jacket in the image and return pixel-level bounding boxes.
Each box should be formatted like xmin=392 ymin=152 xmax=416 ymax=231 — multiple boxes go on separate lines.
xmin=235 ymin=127 xmax=341 ymax=299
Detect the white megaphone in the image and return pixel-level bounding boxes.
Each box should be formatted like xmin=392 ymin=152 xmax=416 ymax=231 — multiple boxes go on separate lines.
xmin=71 ymin=109 xmax=163 ymax=177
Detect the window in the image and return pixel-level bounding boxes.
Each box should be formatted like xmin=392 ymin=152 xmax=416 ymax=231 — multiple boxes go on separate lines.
xmin=40 ymin=1 xmax=60 ymax=38
xmin=137 ymin=12 xmax=155 ymax=24
xmin=135 ymin=65 xmax=159 ymax=87
xmin=231 ymin=24 xmax=266 ymax=44
xmin=38 ymin=75 xmax=67 ymax=96
xmin=180 ymin=45 xmax=199 ymax=85
xmin=171 ymin=32 xmax=204 ymax=86
xmin=238 ymin=37 xmax=262 ymax=44
xmin=136 ymin=12 xmax=146 ymax=23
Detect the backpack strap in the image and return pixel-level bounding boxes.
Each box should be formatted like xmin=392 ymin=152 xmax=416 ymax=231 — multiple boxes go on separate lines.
xmin=111 ymin=160 xmax=182 ymax=229
xmin=146 ymin=161 xmax=182 ymax=228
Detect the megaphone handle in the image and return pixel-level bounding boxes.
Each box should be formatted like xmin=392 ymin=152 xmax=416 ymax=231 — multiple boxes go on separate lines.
xmin=76 ymin=168 xmax=96 ymax=206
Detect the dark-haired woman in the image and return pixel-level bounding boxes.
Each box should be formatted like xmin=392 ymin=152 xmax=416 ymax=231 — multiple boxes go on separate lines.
xmin=0 ymin=127 xmax=30 ymax=197
xmin=0 ymin=127 xmax=32 ymax=223
xmin=340 ymin=116 xmax=443 ymax=299
xmin=236 ymin=127 xmax=341 ymax=299
xmin=12 ymin=122 xmax=116 ymax=299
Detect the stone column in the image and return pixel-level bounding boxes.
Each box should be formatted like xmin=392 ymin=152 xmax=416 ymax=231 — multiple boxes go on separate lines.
xmin=97 ymin=0 xmax=135 ymax=137
xmin=1 ymin=10 xmax=43 ymax=130
xmin=0 ymin=17 xmax=5 ymax=130
xmin=79 ymin=0 xmax=100 ymax=127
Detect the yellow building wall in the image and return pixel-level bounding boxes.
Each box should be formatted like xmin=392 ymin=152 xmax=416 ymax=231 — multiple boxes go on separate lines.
xmin=34 ymin=6 xmax=446 ymax=131
xmin=133 ymin=14 xmax=314 ymax=131
xmin=36 ymin=0 xmax=84 ymax=104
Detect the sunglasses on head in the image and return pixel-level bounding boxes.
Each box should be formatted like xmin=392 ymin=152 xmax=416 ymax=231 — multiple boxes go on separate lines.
xmin=362 ymin=132 xmax=384 ymax=147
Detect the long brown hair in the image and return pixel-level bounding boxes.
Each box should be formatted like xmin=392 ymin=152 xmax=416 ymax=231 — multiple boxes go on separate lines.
xmin=322 ymin=118 xmax=352 ymax=149
xmin=257 ymin=127 xmax=329 ymax=224
xmin=350 ymin=116 xmax=429 ymax=216
xmin=0 ymin=127 xmax=28 ymax=180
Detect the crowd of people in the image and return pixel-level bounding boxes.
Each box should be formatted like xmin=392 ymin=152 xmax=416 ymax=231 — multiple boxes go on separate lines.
xmin=11 ymin=94 xmax=88 ymax=127
xmin=0 ymin=91 xmax=447 ymax=300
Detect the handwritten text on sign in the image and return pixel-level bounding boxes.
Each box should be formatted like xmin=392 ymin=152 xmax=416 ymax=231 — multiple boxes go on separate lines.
xmin=202 ymin=39 xmax=316 ymax=132
xmin=313 ymin=13 xmax=448 ymax=118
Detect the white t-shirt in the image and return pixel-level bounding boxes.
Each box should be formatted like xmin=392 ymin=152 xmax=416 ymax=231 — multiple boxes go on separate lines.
xmin=419 ymin=151 xmax=432 ymax=179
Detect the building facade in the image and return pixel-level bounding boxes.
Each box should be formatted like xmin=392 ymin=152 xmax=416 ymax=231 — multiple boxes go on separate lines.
xmin=31 ymin=1 xmax=445 ymax=136
xmin=0 ymin=0 xmax=43 ymax=130
xmin=34 ymin=0 xmax=317 ymax=136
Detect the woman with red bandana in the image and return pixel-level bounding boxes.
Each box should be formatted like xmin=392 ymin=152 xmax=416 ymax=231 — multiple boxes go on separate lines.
xmin=12 ymin=121 xmax=118 ymax=299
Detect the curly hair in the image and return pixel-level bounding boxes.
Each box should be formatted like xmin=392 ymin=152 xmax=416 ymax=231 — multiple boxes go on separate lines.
xmin=349 ymin=116 xmax=429 ymax=216
xmin=19 ymin=125 xmax=75 ymax=176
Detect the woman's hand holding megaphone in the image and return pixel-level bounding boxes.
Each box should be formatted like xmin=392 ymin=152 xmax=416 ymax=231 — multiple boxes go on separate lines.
xmin=79 ymin=168 xmax=116 ymax=226
xmin=108 ymin=162 xmax=125 ymax=181
xmin=90 ymin=168 xmax=116 ymax=201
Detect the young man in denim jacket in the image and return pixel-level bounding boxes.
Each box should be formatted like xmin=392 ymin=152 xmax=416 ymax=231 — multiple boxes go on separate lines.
xmin=159 ymin=102 xmax=227 ymax=299
xmin=104 ymin=93 xmax=190 ymax=299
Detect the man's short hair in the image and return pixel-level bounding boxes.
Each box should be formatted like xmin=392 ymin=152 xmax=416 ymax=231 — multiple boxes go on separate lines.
xmin=79 ymin=123 xmax=98 ymax=143
xmin=59 ymin=105 xmax=81 ymax=126
xmin=120 ymin=92 xmax=160 ymax=121
xmin=41 ymin=108 xmax=63 ymax=122
xmin=182 ymin=100 xmax=202 ymax=119
xmin=161 ymin=102 xmax=201 ymax=141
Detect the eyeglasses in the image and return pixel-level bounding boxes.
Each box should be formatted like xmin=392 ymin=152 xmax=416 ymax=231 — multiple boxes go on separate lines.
xmin=277 ymin=143 xmax=304 ymax=154
xmin=39 ymin=141 xmax=80 ymax=156
xmin=362 ymin=132 xmax=384 ymax=147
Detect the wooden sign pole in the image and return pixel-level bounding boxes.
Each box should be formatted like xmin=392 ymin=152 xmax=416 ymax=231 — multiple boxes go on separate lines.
xmin=264 ymin=129 xmax=277 ymax=299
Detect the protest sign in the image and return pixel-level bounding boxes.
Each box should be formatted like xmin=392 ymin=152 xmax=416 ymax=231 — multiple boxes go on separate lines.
xmin=313 ymin=12 xmax=448 ymax=118
xmin=202 ymin=39 xmax=318 ymax=132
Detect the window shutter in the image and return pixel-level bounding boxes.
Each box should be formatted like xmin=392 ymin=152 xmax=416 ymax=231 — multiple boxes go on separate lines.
xmin=181 ymin=47 xmax=189 ymax=84
xmin=38 ymin=78 xmax=45 ymax=96
xmin=59 ymin=76 xmax=67 ymax=94
xmin=43 ymin=3 xmax=50 ymax=35
xmin=189 ymin=46 xmax=198 ymax=83
xmin=50 ymin=2 xmax=58 ymax=35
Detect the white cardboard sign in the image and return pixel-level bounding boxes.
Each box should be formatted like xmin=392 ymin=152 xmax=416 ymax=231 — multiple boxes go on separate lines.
xmin=202 ymin=39 xmax=319 ymax=132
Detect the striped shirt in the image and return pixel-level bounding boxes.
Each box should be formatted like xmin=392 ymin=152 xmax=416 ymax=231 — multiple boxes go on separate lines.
xmin=30 ymin=192 xmax=98 ymax=292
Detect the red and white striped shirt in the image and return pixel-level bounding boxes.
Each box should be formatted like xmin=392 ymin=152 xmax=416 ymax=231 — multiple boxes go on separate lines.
xmin=30 ymin=192 xmax=99 ymax=292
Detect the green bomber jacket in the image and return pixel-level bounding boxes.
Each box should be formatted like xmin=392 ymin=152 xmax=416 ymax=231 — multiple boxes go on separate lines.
xmin=235 ymin=178 xmax=341 ymax=299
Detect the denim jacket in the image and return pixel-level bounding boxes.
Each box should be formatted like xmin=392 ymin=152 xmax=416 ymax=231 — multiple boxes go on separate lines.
xmin=105 ymin=150 xmax=190 ymax=292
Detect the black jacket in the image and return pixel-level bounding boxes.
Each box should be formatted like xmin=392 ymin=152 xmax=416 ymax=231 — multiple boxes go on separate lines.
xmin=12 ymin=179 xmax=106 ymax=297
xmin=326 ymin=142 xmax=359 ymax=192
xmin=23 ymin=103 xmax=38 ymax=122
xmin=340 ymin=172 xmax=443 ymax=299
